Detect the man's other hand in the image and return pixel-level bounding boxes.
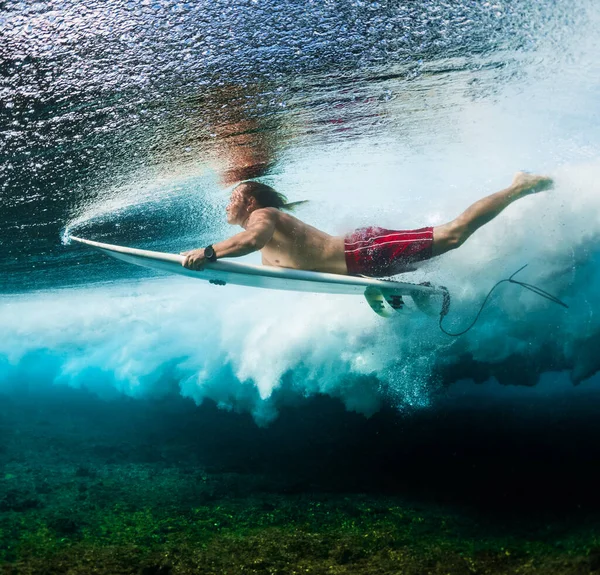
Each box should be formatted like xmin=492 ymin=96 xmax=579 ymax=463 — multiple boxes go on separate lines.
xmin=181 ymin=249 xmax=207 ymax=271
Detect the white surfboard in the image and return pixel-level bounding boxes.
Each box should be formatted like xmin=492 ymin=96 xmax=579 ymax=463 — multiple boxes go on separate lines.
xmin=69 ymin=236 xmax=446 ymax=317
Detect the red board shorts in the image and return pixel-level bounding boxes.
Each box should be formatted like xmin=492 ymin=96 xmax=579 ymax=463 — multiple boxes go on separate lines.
xmin=344 ymin=226 xmax=434 ymax=277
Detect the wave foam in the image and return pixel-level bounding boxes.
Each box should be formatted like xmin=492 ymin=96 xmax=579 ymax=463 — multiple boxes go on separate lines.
xmin=3 ymin=165 xmax=600 ymax=424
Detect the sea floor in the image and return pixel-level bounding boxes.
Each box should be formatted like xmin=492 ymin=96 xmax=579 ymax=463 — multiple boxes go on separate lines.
xmin=1 ymin=386 xmax=600 ymax=574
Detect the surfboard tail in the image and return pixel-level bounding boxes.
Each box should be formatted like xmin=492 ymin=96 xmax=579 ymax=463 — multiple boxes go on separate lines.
xmin=364 ymin=285 xmax=448 ymax=319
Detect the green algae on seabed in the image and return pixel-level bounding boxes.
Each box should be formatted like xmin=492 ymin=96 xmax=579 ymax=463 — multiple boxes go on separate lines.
xmin=2 ymin=464 xmax=600 ymax=574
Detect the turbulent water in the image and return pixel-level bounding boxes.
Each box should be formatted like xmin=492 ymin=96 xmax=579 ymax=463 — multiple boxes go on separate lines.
xmin=2 ymin=0 xmax=600 ymax=423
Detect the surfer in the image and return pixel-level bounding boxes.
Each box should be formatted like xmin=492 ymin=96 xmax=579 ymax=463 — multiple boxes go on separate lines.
xmin=182 ymin=172 xmax=553 ymax=277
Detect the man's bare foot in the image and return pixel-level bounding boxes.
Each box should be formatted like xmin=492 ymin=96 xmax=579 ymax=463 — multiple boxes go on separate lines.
xmin=512 ymin=171 xmax=554 ymax=196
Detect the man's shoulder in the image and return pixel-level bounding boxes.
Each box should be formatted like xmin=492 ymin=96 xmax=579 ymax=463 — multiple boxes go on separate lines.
xmin=252 ymin=207 xmax=280 ymax=220
xmin=248 ymin=207 xmax=280 ymax=227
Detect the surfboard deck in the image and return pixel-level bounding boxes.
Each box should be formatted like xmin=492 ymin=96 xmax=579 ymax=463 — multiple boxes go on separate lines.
xmin=69 ymin=236 xmax=445 ymax=316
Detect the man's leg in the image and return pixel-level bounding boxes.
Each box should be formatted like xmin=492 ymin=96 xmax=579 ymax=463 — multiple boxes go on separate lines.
xmin=432 ymin=172 xmax=553 ymax=257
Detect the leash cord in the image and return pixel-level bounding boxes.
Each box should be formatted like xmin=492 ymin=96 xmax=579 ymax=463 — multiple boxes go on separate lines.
xmin=438 ymin=264 xmax=568 ymax=337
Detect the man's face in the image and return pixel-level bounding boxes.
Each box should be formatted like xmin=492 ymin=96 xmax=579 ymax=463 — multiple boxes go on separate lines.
xmin=226 ymin=188 xmax=250 ymax=225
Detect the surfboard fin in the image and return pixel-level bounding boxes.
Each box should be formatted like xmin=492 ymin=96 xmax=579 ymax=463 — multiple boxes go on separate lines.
xmin=410 ymin=283 xmax=441 ymax=317
xmin=381 ymin=289 xmax=405 ymax=310
xmin=364 ymin=287 xmax=404 ymax=318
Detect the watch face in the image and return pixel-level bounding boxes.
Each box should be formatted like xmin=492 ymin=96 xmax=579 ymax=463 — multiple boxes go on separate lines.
xmin=204 ymin=246 xmax=216 ymax=261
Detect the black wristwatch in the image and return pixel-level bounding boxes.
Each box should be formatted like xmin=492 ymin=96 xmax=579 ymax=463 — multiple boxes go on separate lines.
xmin=203 ymin=245 xmax=217 ymax=262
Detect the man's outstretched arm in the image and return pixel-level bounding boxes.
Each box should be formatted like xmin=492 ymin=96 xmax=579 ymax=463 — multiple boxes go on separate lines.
xmin=182 ymin=210 xmax=276 ymax=270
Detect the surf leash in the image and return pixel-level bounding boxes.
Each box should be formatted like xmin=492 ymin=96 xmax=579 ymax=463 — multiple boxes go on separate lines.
xmin=438 ymin=264 xmax=568 ymax=337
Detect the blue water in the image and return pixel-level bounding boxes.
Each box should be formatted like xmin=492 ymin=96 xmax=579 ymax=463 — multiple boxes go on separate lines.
xmin=2 ymin=0 xmax=600 ymax=422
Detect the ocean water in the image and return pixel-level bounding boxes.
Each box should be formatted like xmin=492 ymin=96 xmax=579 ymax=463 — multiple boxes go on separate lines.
xmin=2 ymin=0 xmax=600 ymax=572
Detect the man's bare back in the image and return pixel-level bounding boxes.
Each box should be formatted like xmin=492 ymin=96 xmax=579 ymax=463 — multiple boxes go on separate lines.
xmin=182 ymin=172 xmax=553 ymax=277
xmin=258 ymin=209 xmax=346 ymax=273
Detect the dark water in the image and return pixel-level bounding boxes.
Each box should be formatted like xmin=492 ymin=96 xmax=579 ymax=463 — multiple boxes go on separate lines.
xmin=2 ymin=0 xmax=600 ymax=572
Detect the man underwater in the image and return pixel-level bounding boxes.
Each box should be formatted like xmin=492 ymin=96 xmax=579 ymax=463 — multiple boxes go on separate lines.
xmin=182 ymin=172 xmax=553 ymax=277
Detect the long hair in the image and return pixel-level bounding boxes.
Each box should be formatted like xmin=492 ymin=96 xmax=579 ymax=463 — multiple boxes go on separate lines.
xmin=236 ymin=181 xmax=307 ymax=211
